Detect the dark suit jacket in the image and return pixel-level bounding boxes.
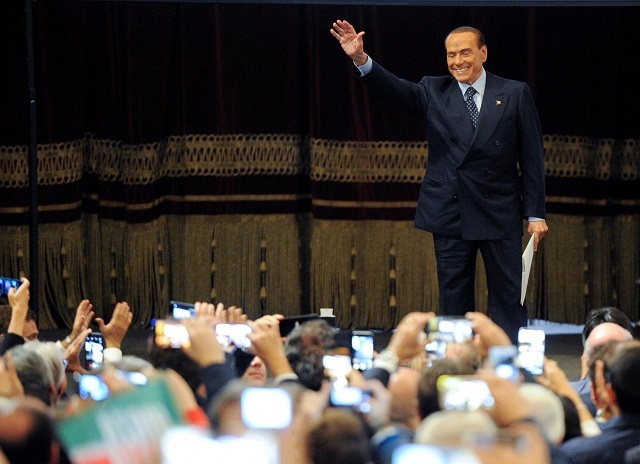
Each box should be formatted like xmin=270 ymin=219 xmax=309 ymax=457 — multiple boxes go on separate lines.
xmin=560 ymin=414 xmax=640 ymax=463
xmin=362 ymin=62 xmax=546 ymax=240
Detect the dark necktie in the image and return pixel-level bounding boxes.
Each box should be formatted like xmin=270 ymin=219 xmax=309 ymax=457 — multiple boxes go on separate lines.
xmin=464 ymin=86 xmax=479 ymax=129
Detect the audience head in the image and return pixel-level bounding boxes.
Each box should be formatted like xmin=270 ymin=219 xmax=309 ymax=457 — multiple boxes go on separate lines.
xmin=285 ymin=319 xmax=337 ymax=391
xmin=417 ymin=358 xmax=475 ymax=420
xmin=8 ymin=345 xmax=55 ymax=407
xmin=23 ymin=311 xmax=39 ymax=342
xmin=582 ymin=306 xmax=633 ymax=346
xmin=387 ymin=367 xmax=421 ymax=430
xmin=148 ymin=335 xmax=204 ymax=400
xmin=0 ymin=397 xmax=60 ymax=464
xmin=584 ymin=322 xmax=633 ymax=359
xmin=22 ymin=342 xmax=67 ymax=401
xmin=607 ymin=340 xmax=640 ymax=415
xmin=240 ymin=356 xmax=267 ymax=386
xmin=414 ymin=409 xmax=497 ymax=447
xmin=518 ymin=383 xmax=565 ymax=445
xmin=308 ymin=407 xmax=372 ymax=464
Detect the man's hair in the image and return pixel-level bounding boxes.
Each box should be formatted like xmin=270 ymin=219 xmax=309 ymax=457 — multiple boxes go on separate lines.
xmin=446 ymin=26 xmax=486 ymax=48
xmin=582 ymin=306 xmax=633 ymax=346
xmin=147 ymin=334 xmax=203 ymax=397
xmin=0 ymin=398 xmax=58 ymax=464
xmin=308 ymin=408 xmax=372 ymax=464
xmin=8 ymin=345 xmax=54 ymax=406
xmin=22 ymin=342 xmax=66 ymax=391
xmin=417 ymin=358 xmax=475 ymax=420
xmin=284 ymin=319 xmax=337 ymax=391
xmin=587 ymin=341 xmax=617 ymax=385
xmin=608 ymin=341 xmax=640 ymax=415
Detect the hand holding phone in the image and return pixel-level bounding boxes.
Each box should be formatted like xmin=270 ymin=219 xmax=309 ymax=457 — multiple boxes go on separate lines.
xmin=0 ymin=276 xmax=22 ymax=298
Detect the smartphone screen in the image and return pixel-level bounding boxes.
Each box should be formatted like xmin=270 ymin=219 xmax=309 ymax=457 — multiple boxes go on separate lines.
xmin=169 ymin=301 xmax=195 ymax=320
xmin=351 ymin=331 xmax=374 ymax=371
xmin=488 ymin=345 xmax=520 ymax=382
xmin=0 ymin=276 xmax=21 ymax=298
xmin=154 ymin=320 xmax=191 ymax=349
xmin=330 ymin=386 xmax=372 ymax=414
xmin=427 ymin=317 xmax=473 ymax=343
xmin=84 ymin=332 xmax=105 ymax=371
xmin=215 ymin=323 xmax=252 ymax=350
xmin=78 ymin=374 xmax=110 ymax=401
xmin=241 ymin=387 xmax=292 ymax=429
xmin=518 ymin=328 xmax=546 ymax=376
xmin=437 ymin=375 xmax=495 ymax=411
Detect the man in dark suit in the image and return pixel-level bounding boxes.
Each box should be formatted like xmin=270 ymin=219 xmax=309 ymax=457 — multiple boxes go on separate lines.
xmin=560 ymin=340 xmax=640 ymax=463
xmin=330 ymin=20 xmax=548 ymax=343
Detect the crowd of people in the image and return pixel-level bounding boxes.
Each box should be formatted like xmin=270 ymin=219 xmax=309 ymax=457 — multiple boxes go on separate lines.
xmin=1 ymin=277 xmax=639 ymax=464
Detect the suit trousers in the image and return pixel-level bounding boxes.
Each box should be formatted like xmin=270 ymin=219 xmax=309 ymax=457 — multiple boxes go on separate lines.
xmin=432 ymin=234 xmax=527 ymax=344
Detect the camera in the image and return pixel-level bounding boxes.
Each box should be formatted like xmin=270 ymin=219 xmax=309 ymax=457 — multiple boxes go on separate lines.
xmin=169 ymin=300 xmax=195 ymax=320
xmin=154 ymin=320 xmax=191 ymax=349
xmin=488 ymin=345 xmax=520 ymax=383
xmin=215 ymin=323 xmax=252 ymax=351
xmin=437 ymin=375 xmax=494 ymax=411
xmin=241 ymin=387 xmax=292 ymax=429
xmin=0 ymin=276 xmax=21 ymax=298
xmin=351 ymin=330 xmax=374 ymax=371
xmin=84 ymin=332 xmax=105 ymax=371
xmin=518 ymin=328 xmax=545 ymax=376
xmin=78 ymin=374 xmax=110 ymax=401
xmin=427 ymin=317 xmax=473 ymax=343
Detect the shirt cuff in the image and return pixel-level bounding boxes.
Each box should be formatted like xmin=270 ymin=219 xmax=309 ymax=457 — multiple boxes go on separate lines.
xmin=104 ymin=347 xmax=123 ymax=364
xmin=355 ymin=56 xmax=373 ymax=76
xmin=528 ymin=217 xmax=544 ymax=222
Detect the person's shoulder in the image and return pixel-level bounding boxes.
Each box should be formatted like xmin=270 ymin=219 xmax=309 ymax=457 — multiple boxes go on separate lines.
xmin=487 ymin=72 xmax=529 ymax=91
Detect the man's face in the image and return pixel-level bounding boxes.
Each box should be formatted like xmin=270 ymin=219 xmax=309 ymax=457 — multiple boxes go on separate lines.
xmin=23 ymin=320 xmax=39 ymax=341
xmin=446 ymin=31 xmax=487 ymax=85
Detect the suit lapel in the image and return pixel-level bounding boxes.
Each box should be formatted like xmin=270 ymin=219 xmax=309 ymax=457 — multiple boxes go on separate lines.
xmin=472 ymin=73 xmax=506 ymax=150
xmin=439 ymin=80 xmax=474 ymax=151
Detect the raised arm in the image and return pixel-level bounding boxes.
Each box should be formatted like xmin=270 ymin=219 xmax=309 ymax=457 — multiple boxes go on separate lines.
xmin=330 ymin=20 xmax=368 ymax=66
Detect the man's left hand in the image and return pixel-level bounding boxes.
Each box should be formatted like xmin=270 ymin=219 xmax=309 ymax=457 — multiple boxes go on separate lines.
xmin=528 ymin=220 xmax=548 ymax=251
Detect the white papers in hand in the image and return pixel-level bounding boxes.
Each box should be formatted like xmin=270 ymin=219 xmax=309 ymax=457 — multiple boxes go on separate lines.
xmin=521 ymin=234 xmax=535 ymax=305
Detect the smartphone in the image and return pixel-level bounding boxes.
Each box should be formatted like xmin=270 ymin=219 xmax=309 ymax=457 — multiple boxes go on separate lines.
xmin=215 ymin=323 xmax=252 ymax=350
xmin=329 ymin=386 xmax=372 ymax=413
xmin=425 ymin=339 xmax=448 ymax=360
xmin=0 ymin=276 xmax=21 ymax=298
xmin=488 ymin=345 xmax=520 ymax=383
xmin=322 ymin=354 xmax=352 ymax=384
xmin=84 ymin=332 xmax=105 ymax=371
xmin=437 ymin=375 xmax=495 ymax=411
xmin=78 ymin=374 xmax=110 ymax=401
xmin=392 ymin=444 xmax=480 ymax=464
xmin=241 ymin=387 xmax=293 ymax=429
xmin=351 ymin=330 xmax=374 ymax=371
xmin=427 ymin=317 xmax=473 ymax=343
xmin=154 ymin=319 xmax=191 ymax=349
xmin=169 ymin=300 xmax=195 ymax=320
xmin=518 ymin=328 xmax=546 ymax=376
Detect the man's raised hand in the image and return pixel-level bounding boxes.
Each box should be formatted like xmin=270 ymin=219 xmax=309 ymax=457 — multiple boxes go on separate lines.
xmin=330 ymin=20 xmax=368 ymax=66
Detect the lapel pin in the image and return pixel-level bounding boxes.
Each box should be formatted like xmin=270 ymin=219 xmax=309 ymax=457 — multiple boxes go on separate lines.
xmin=496 ymin=100 xmax=502 ymax=106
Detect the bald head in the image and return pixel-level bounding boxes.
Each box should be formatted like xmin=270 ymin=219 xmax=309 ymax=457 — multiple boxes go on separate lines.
xmin=388 ymin=367 xmax=421 ymax=429
xmin=585 ymin=322 xmax=633 ymax=358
